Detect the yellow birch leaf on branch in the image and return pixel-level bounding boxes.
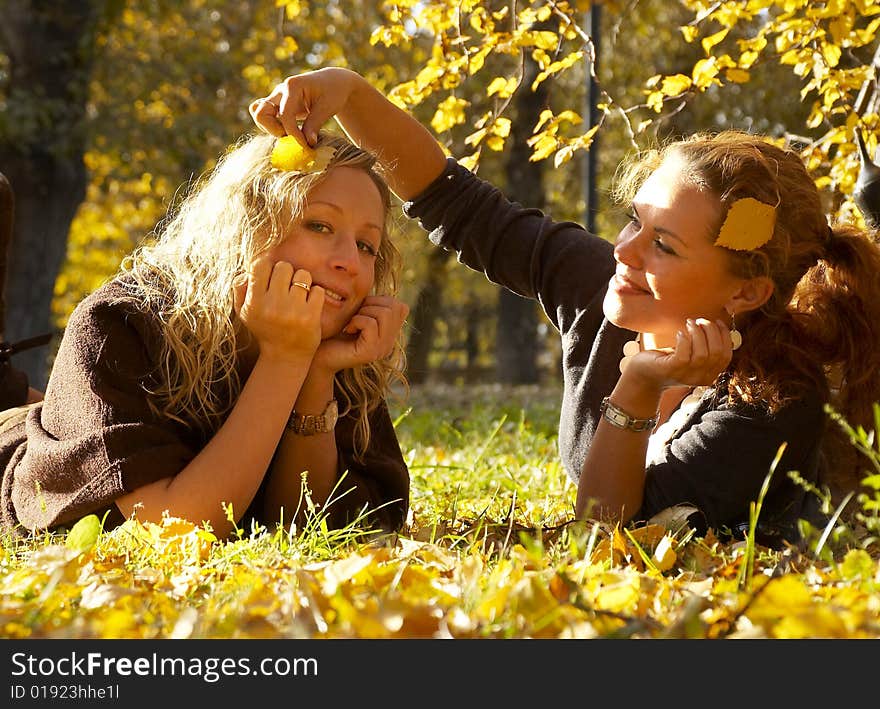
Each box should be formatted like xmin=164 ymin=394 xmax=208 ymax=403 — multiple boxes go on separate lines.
xmin=647 ymin=91 xmax=665 ymax=113
xmin=492 ymin=117 xmax=511 ymax=137
xmin=554 ymin=145 xmax=576 ymax=168
xmin=431 ymin=96 xmax=469 ymax=133
xmin=487 ymin=76 xmax=517 ymax=98
xmin=534 ymin=108 xmax=554 ymax=132
xmin=692 ymin=57 xmax=720 ymax=89
xmin=521 ymin=30 xmax=559 ymax=51
xmin=459 ymin=150 xmax=480 ymax=171
xmin=532 ymin=51 xmax=584 ymax=91
xmin=486 ymin=135 xmax=505 ymax=151
xmin=821 ymin=41 xmax=842 ymax=68
xmin=465 ymin=127 xmax=488 ymax=147
xmin=661 ymin=73 xmax=693 ymax=96
xmin=739 ymin=49 xmax=760 ymax=68
xmin=702 ymin=28 xmax=730 ymax=55
xmin=528 ymin=132 xmax=558 ymax=162
xmin=680 ymin=25 xmax=699 ymax=42
xmin=725 ymin=67 xmax=751 ymax=83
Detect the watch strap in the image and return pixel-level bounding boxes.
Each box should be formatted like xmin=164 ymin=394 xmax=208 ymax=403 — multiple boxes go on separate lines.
xmin=287 ymin=399 xmax=338 ymax=435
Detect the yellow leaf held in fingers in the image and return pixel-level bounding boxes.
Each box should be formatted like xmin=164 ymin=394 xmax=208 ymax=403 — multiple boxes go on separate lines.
xmin=714 ymin=197 xmax=776 ymax=251
xmin=270 ymin=136 xmax=335 ymax=173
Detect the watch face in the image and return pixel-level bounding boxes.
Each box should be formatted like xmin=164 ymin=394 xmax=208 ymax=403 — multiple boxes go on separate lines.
xmin=325 ymin=399 xmax=339 ymax=428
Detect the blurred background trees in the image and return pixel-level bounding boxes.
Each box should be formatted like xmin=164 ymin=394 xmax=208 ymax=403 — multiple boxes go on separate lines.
xmin=1 ymin=0 xmax=877 ymax=389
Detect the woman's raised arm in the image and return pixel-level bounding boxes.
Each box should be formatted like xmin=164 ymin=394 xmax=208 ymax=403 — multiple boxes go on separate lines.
xmin=250 ymin=67 xmax=447 ymax=200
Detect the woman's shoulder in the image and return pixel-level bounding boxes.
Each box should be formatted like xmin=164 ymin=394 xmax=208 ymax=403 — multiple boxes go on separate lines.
xmin=59 ymin=277 xmax=165 ymax=367
xmin=709 ymin=382 xmax=825 ymax=434
xmin=66 ymin=277 xmax=157 ymax=332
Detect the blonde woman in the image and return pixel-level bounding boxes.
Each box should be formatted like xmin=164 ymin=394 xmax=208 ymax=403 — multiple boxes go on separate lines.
xmin=0 ymin=132 xmax=410 ymax=539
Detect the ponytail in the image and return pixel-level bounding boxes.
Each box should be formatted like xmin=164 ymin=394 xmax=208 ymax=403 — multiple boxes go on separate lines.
xmin=795 ymin=224 xmax=880 ymax=426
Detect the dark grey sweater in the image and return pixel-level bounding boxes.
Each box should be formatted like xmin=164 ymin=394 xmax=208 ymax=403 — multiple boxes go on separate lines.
xmin=404 ymin=159 xmax=825 ymax=541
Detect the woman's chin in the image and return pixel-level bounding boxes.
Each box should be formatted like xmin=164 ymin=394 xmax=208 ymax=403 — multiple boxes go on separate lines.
xmin=603 ymin=301 xmax=636 ymax=332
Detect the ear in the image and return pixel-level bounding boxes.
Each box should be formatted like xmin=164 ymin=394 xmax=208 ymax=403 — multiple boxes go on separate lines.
xmin=726 ymin=275 xmax=774 ymax=316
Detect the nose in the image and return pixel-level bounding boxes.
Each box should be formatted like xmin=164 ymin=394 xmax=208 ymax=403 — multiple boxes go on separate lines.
xmin=329 ymin=233 xmax=361 ymax=275
xmin=613 ymin=227 xmax=643 ymax=268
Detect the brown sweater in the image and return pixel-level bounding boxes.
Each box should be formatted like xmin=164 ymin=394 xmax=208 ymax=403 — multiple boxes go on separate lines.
xmin=0 ymin=279 xmax=409 ymax=538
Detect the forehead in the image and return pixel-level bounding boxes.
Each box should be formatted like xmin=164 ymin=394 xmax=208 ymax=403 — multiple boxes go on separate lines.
xmin=635 ymin=156 xmax=720 ymax=240
xmin=304 ymin=166 xmax=385 ymax=224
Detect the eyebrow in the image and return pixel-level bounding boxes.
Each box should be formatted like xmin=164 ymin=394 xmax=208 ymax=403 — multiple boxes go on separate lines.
xmin=632 ymin=204 xmax=687 ymax=247
xmin=306 ymin=201 xmax=382 ymax=233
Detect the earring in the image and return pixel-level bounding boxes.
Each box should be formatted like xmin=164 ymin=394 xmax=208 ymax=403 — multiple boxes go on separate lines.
xmin=619 ymin=333 xmax=641 ymax=373
xmin=728 ymin=311 xmax=742 ymax=351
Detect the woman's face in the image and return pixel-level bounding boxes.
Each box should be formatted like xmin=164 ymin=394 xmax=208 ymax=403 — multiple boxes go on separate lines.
xmin=267 ymin=166 xmax=385 ymax=338
xmin=603 ymin=155 xmax=746 ymax=347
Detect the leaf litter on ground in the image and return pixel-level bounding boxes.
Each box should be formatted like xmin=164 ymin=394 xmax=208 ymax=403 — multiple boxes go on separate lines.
xmin=2 ymin=384 xmax=880 ymax=639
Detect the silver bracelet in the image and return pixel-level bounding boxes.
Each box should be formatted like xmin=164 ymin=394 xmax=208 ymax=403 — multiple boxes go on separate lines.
xmin=599 ymin=396 xmax=657 ymax=433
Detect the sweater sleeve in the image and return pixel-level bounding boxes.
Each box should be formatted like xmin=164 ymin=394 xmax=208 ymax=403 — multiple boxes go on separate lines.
xmin=8 ymin=285 xmax=199 ymax=532
xmin=326 ymin=399 xmax=409 ymax=534
xmin=403 ymin=158 xmax=617 ymax=335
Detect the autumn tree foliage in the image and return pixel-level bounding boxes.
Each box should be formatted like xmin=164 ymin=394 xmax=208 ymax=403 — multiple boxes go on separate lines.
xmin=366 ymin=0 xmax=879 ymax=221
xmin=3 ymin=0 xmax=878 ymax=385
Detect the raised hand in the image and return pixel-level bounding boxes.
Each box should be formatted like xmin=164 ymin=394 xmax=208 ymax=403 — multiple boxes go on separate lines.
xmin=234 ymin=254 xmax=325 ymax=365
xmin=312 ymin=295 xmax=409 ymax=374
xmin=625 ymin=318 xmax=735 ymax=391
xmin=249 ymin=67 xmax=361 ymax=148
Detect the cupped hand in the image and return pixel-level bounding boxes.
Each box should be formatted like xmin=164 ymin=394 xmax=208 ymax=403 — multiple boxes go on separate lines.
xmin=234 ymin=255 xmax=325 ymax=365
xmin=312 ymin=295 xmax=409 ymax=374
xmin=248 ymin=67 xmax=361 ymax=148
xmin=625 ymin=318 xmax=735 ymax=391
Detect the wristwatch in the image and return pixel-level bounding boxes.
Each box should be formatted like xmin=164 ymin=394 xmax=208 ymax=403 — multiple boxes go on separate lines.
xmin=599 ymin=396 xmax=657 ymax=433
xmin=287 ymin=399 xmax=339 ymax=435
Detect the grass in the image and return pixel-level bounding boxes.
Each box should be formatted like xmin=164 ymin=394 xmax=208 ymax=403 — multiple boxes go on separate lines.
xmin=1 ymin=383 xmax=880 ymax=639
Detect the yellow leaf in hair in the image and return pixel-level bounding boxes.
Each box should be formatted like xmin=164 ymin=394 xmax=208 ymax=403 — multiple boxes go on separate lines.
xmin=714 ymin=197 xmax=776 ymax=251
xmin=270 ymin=136 xmax=335 ymax=173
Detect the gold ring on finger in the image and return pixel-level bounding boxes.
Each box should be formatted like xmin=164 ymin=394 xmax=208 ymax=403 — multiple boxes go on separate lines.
xmin=292 ymin=281 xmax=311 ymax=292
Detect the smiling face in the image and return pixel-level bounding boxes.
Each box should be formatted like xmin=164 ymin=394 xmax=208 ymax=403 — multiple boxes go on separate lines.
xmin=267 ymin=165 xmax=385 ymax=338
xmin=603 ymin=155 xmax=748 ymax=348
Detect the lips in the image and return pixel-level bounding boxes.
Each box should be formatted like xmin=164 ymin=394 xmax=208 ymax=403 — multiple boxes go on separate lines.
xmin=313 ymin=284 xmax=349 ymax=303
xmin=612 ymin=272 xmax=650 ymax=295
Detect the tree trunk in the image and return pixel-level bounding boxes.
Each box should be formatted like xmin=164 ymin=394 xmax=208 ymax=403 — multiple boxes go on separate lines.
xmin=405 ymin=247 xmax=452 ymax=385
xmin=0 ymin=1 xmax=102 ymax=388
xmin=0 ymin=172 xmax=12 ymax=337
xmin=852 ymin=42 xmax=880 ymax=229
xmin=495 ymin=42 xmax=548 ymax=385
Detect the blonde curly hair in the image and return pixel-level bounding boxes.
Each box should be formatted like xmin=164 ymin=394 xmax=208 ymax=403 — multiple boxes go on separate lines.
xmin=118 ymin=131 xmax=405 ymax=457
